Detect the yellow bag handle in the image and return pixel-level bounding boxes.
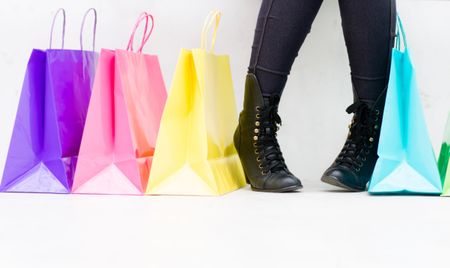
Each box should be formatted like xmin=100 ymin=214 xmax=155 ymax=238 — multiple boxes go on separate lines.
xmin=201 ymin=10 xmax=221 ymax=52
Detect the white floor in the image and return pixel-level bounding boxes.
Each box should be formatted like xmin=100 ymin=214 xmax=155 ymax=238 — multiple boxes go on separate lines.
xmin=0 ymin=179 xmax=449 ymax=268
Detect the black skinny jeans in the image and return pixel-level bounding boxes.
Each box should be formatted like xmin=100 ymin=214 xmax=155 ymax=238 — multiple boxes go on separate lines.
xmin=249 ymin=0 xmax=396 ymax=103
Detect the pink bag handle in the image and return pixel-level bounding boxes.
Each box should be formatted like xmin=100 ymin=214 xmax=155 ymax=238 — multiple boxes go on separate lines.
xmin=49 ymin=8 xmax=66 ymax=49
xmin=126 ymin=12 xmax=154 ymax=53
xmin=126 ymin=12 xmax=147 ymax=51
xmin=80 ymin=8 xmax=97 ymax=51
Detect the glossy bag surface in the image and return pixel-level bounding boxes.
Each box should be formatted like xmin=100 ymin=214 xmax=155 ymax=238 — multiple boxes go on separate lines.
xmin=439 ymin=112 xmax=450 ymax=196
xmin=0 ymin=9 xmax=97 ymax=193
xmin=368 ymin=16 xmax=442 ymax=195
xmin=146 ymin=11 xmax=246 ymax=196
xmin=72 ymin=13 xmax=167 ymax=195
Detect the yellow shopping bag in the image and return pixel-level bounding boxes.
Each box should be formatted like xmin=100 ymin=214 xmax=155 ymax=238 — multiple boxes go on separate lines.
xmin=146 ymin=11 xmax=246 ymax=195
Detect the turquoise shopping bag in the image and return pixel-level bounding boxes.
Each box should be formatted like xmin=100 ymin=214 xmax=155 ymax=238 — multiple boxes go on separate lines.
xmin=368 ymin=16 xmax=442 ymax=195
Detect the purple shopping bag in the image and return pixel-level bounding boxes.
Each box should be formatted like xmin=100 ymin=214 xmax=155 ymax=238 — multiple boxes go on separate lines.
xmin=1 ymin=9 xmax=98 ymax=193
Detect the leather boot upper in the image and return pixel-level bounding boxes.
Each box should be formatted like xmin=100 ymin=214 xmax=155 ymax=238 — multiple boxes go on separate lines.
xmin=234 ymin=74 xmax=302 ymax=192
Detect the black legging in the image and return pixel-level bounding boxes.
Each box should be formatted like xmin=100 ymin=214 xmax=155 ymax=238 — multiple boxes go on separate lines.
xmin=248 ymin=0 xmax=396 ymax=103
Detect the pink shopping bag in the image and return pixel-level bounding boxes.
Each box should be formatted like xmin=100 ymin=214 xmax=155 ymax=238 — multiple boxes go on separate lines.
xmin=72 ymin=13 xmax=167 ymax=194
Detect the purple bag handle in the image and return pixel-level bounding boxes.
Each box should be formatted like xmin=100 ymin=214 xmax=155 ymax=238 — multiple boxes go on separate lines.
xmin=49 ymin=8 xmax=66 ymax=49
xmin=80 ymin=8 xmax=97 ymax=51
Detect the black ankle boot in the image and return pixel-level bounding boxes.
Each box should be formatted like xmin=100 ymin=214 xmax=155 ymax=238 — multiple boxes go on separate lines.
xmin=234 ymin=74 xmax=302 ymax=192
xmin=321 ymin=92 xmax=386 ymax=191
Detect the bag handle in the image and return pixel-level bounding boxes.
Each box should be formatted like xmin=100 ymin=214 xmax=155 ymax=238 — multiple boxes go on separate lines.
xmin=126 ymin=12 xmax=154 ymax=53
xmin=49 ymin=8 xmax=66 ymax=49
xmin=201 ymin=10 xmax=221 ymax=52
xmin=395 ymin=15 xmax=408 ymax=51
xmin=137 ymin=13 xmax=154 ymax=53
xmin=80 ymin=8 xmax=97 ymax=51
xmin=126 ymin=12 xmax=149 ymax=52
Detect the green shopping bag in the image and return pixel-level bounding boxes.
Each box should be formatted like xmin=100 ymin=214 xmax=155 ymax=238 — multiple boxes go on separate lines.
xmin=368 ymin=16 xmax=442 ymax=195
xmin=439 ymin=112 xmax=450 ymax=196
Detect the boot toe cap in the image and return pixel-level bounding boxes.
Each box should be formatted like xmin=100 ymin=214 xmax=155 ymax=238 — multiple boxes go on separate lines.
xmin=321 ymin=167 xmax=366 ymax=191
xmin=262 ymin=173 xmax=303 ymax=192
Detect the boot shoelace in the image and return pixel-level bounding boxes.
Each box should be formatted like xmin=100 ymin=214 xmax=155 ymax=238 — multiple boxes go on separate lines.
xmin=336 ymin=101 xmax=380 ymax=171
xmin=254 ymin=96 xmax=287 ymax=175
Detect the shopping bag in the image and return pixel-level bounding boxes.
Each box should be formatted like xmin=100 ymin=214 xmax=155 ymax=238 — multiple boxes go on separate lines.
xmin=439 ymin=111 xmax=450 ymax=196
xmin=0 ymin=9 xmax=98 ymax=193
xmin=368 ymin=16 xmax=442 ymax=194
xmin=146 ymin=11 xmax=246 ymax=196
xmin=72 ymin=13 xmax=167 ymax=195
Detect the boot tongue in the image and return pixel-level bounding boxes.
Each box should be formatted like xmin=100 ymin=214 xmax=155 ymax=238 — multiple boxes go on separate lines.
xmin=360 ymin=99 xmax=376 ymax=110
xmin=262 ymin=95 xmax=282 ymax=127
xmin=263 ymin=95 xmax=280 ymax=107
xmin=259 ymin=95 xmax=286 ymax=173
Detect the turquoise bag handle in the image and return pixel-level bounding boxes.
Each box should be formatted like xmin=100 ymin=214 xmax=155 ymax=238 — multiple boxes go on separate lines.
xmin=395 ymin=15 xmax=408 ymax=51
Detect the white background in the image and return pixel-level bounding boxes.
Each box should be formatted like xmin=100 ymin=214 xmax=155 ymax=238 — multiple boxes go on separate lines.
xmin=1 ymin=0 xmax=449 ymax=183
xmin=1 ymin=1 xmax=450 ymax=267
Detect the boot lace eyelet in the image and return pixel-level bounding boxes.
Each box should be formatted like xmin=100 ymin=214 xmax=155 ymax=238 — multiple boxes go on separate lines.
xmin=335 ymin=101 xmax=381 ymax=172
xmin=261 ymin=171 xmax=268 ymax=175
xmin=245 ymin=95 xmax=287 ymax=175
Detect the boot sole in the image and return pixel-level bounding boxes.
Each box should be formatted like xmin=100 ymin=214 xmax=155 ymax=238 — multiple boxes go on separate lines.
xmin=250 ymin=184 xmax=303 ymax=193
xmin=242 ymin=165 xmax=303 ymax=193
xmin=321 ymin=176 xmax=364 ymax=192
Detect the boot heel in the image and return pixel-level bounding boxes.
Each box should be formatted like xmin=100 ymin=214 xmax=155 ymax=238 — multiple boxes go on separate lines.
xmin=242 ymin=169 xmax=250 ymax=185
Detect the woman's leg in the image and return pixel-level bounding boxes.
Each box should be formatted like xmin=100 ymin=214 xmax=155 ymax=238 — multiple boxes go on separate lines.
xmin=322 ymin=0 xmax=396 ymax=191
xmin=235 ymin=0 xmax=323 ymax=192
xmin=339 ymin=0 xmax=396 ymax=103
xmin=248 ymin=0 xmax=324 ymax=96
